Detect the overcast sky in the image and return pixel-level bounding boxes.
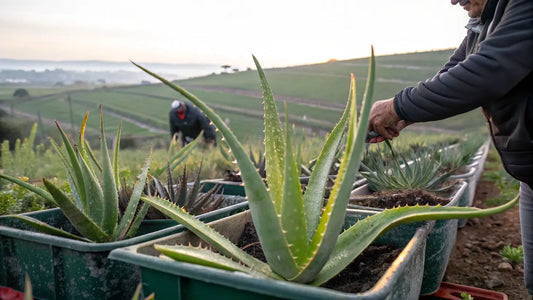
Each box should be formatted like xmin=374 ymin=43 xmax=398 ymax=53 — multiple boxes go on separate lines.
xmin=0 ymin=0 xmax=469 ymax=69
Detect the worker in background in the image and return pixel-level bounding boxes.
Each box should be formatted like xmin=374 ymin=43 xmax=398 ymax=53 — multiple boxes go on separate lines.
xmin=169 ymin=99 xmax=217 ymax=146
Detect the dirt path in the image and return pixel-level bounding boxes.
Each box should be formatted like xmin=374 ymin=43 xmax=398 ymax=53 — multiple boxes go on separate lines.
xmin=442 ymin=171 xmax=527 ymax=299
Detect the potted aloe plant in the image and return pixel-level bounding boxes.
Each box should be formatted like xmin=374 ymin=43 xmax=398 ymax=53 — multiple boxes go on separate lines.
xmin=436 ymin=138 xmax=489 ymax=227
xmin=351 ymin=142 xmax=477 ymax=295
xmin=109 ymin=49 xmax=518 ymax=299
xmin=0 ymin=108 xmax=245 ymax=299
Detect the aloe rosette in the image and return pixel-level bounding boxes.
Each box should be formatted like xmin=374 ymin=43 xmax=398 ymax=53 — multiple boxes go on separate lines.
xmin=1 ymin=107 xmax=154 ymax=242
xmin=134 ymin=48 xmax=518 ymax=286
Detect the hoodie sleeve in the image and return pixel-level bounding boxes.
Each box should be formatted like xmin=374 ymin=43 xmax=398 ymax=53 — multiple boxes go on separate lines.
xmin=394 ymin=0 xmax=533 ymax=122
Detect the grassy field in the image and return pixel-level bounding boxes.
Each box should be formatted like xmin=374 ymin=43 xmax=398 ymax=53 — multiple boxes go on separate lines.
xmin=0 ymin=49 xmax=487 ymax=144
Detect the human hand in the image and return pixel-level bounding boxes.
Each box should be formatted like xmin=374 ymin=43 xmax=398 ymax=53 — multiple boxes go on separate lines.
xmin=368 ymin=98 xmax=411 ymax=142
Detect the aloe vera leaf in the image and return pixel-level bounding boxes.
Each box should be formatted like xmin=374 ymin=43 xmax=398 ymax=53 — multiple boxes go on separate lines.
xmin=112 ymin=153 xmax=151 ymax=241
xmin=185 ymin=166 xmax=202 ymax=209
xmin=24 ymin=273 xmax=32 ymax=300
xmin=296 ymin=50 xmax=375 ymax=283
xmin=311 ymin=194 xmax=519 ymax=285
xmin=177 ymin=166 xmax=189 ymax=207
xmin=166 ymin=164 xmax=175 ymax=202
xmin=42 ymin=178 xmax=109 ymax=242
xmin=0 ymin=174 xmax=55 ymax=206
xmin=155 ymin=244 xmax=275 ymax=278
xmin=131 ymin=283 xmax=142 ymax=300
xmin=280 ymin=103 xmax=308 ymax=265
xmin=133 ymin=62 xmax=296 ymax=278
xmin=125 ymin=202 xmax=151 ymax=239
xmin=84 ymin=140 xmax=102 ymax=173
xmin=49 ymin=138 xmax=82 ymax=207
xmin=77 ymin=112 xmax=92 ymax=173
xmin=253 ymin=56 xmax=285 ymax=213
xmin=248 ymin=57 xmax=303 ymax=278
xmin=100 ymin=106 xmax=119 ymax=235
xmin=140 ymin=195 xmax=274 ymax=277
xmin=77 ymin=149 xmax=105 ymax=225
xmin=303 ymin=72 xmax=353 ymax=239
xmin=55 ymin=119 xmax=88 ymax=212
xmin=152 ymin=133 xmax=201 ymax=177
xmin=113 ymin=122 xmax=122 ymax=187
xmin=8 ymin=215 xmax=91 ymax=242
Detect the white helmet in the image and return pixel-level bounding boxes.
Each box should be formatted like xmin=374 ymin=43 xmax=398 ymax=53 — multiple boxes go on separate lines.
xmin=171 ymin=100 xmax=182 ymax=109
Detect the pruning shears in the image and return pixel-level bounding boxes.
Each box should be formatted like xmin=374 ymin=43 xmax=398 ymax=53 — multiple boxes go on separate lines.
xmin=365 ymin=130 xmax=380 ymax=151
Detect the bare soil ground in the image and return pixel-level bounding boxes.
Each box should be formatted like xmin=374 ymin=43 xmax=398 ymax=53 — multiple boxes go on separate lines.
xmin=441 ymin=178 xmax=528 ymax=299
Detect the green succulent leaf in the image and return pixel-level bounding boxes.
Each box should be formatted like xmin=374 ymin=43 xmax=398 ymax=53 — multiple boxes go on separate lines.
xmin=112 ymin=152 xmax=152 ymax=241
xmin=253 ymin=56 xmax=285 ymax=213
xmin=280 ymin=103 xmax=308 ymax=266
xmin=152 ymin=131 xmax=202 ymax=177
xmin=155 ymin=244 xmax=270 ymax=277
xmin=140 ymin=195 xmax=274 ymax=277
xmin=77 ymin=149 xmax=105 ymax=225
xmin=125 ymin=202 xmax=151 ymax=239
xmin=113 ymin=122 xmax=122 ymax=187
xmin=0 ymin=174 xmax=55 ymax=206
xmin=54 ymin=118 xmax=88 ymax=212
xmin=100 ymin=106 xmax=119 ymax=235
xmin=311 ymin=194 xmax=519 ymax=285
xmin=303 ymin=74 xmax=353 ymax=239
xmin=42 ymin=178 xmax=109 ymax=242
xmin=7 ymin=214 xmax=91 ymax=242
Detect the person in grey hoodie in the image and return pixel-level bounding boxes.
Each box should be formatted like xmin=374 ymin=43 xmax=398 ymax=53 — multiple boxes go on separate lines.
xmin=169 ymin=99 xmax=217 ymax=146
xmin=367 ymin=0 xmax=532 ymax=294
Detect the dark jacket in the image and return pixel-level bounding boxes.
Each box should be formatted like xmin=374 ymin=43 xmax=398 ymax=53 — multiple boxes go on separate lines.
xmin=393 ymin=0 xmax=533 ymax=186
xmin=169 ymin=102 xmax=217 ymax=145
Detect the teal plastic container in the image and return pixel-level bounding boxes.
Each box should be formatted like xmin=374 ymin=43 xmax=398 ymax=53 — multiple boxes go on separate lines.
xmin=0 ymin=201 xmax=247 ymax=300
xmin=200 ymin=179 xmax=246 ymax=196
xmin=450 ymin=166 xmax=477 ymax=227
xmin=348 ymin=181 xmax=467 ymax=295
xmin=109 ymin=206 xmax=431 ymax=300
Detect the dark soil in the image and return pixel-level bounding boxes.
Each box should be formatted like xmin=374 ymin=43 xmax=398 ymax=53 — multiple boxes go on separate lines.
xmin=349 ymin=188 xmax=450 ymax=209
xmin=237 ymin=222 xmax=402 ymax=294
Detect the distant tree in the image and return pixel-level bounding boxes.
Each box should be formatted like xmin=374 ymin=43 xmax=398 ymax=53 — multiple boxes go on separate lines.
xmin=13 ymin=88 xmax=29 ymax=98
xmin=97 ymin=79 xmax=106 ymax=85
xmin=141 ymin=80 xmax=151 ymax=85
xmin=232 ymin=68 xmax=239 ymax=73
xmin=221 ymin=65 xmax=231 ymax=73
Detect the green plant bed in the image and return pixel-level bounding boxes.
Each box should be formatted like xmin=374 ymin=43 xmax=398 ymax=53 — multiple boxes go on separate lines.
xmin=349 ymin=180 xmax=467 ymax=295
xmin=109 ymin=207 xmax=431 ymax=300
xmin=0 ymin=202 xmax=247 ymax=300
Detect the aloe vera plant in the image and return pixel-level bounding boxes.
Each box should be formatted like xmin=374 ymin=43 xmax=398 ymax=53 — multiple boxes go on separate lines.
xmin=361 ymin=141 xmax=454 ymax=192
xmin=133 ymin=48 xmax=518 ymax=286
xmin=120 ymin=164 xmax=224 ymax=218
xmin=0 ymin=107 xmax=154 ymax=242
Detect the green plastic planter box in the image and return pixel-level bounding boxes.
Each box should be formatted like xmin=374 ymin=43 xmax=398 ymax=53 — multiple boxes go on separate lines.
xmin=136 ymin=195 xmax=247 ymax=235
xmin=450 ymin=166 xmax=477 ymax=227
xmin=0 ymin=201 xmax=247 ymax=300
xmin=109 ymin=206 xmax=431 ymax=300
xmin=199 ymin=179 xmax=246 ymax=196
xmin=349 ymin=181 xmax=467 ymax=295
